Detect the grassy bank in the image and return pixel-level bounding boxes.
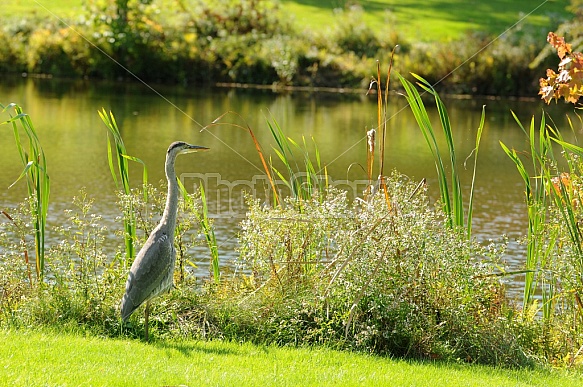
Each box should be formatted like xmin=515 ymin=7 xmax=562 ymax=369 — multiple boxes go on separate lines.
xmin=0 ymin=0 xmax=573 ymax=95
xmin=2 ymin=329 xmax=582 ymax=386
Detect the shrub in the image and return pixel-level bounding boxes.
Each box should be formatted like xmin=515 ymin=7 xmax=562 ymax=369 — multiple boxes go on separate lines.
xmin=0 ymin=200 xmax=38 ymax=326
xmin=0 ymin=29 xmax=24 ymax=73
xmin=0 ymin=183 xmax=207 ymax=337
xmin=332 ymin=5 xmax=383 ymax=58
xmin=234 ymin=173 xmax=527 ymax=365
xmin=402 ymin=31 xmax=545 ymax=96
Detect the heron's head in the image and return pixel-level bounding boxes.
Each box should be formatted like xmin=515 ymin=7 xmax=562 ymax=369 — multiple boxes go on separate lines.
xmin=167 ymin=141 xmax=209 ymax=158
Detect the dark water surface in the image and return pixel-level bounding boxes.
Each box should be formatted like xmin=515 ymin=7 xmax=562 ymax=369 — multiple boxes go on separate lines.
xmin=0 ymin=76 xmax=577 ymax=291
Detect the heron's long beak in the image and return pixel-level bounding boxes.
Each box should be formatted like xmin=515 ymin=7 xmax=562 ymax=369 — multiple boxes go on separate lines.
xmin=182 ymin=144 xmax=210 ymax=154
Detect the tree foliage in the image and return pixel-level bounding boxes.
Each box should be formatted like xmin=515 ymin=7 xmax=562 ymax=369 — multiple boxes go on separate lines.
xmin=539 ymin=32 xmax=583 ymax=104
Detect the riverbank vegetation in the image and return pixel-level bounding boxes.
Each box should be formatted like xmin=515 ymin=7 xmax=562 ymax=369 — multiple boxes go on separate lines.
xmin=0 ymin=0 xmax=576 ymax=96
xmin=4 ymin=3 xmax=583 ymax=384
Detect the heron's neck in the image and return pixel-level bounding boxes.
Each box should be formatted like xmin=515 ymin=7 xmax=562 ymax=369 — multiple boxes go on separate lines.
xmin=161 ymin=156 xmax=179 ymax=235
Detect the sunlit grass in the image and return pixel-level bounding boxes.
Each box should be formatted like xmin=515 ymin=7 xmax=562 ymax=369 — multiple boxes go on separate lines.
xmin=281 ymin=0 xmax=568 ymax=41
xmin=0 ymin=0 xmax=81 ymax=18
xmin=2 ymin=329 xmax=582 ymax=387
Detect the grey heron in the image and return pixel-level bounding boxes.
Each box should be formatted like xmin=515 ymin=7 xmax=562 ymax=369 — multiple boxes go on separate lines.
xmin=120 ymin=141 xmax=209 ymax=340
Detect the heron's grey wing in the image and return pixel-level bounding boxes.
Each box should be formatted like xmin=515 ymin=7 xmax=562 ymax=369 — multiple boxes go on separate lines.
xmin=121 ymin=229 xmax=175 ymax=320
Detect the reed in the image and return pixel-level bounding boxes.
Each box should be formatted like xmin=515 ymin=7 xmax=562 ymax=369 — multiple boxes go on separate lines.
xmin=204 ymin=112 xmax=327 ymax=205
xmin=178 ymin=180 xmax=220 ymax=284
xmin=499 ymin=111 xmax=583 ymax=325
xmin=203 ymin=112 xmax=281 ymax=206
xmin=367 ymin=50 xmax=397 ymax=203
xmin=99 ymin=108 xmax=148 ymax=264
xmin=1 ymin=103 xmax=50 ymax=282
xmin=541 ymin=122 xmax=583 ymax=324
xmin=547 ymin=128 xmax=583 ymax=274
xmin=397 ymin=74 xmax=484 ymax=236
xmin=500 ymin=113 xmax=552 ymax=315
xmin=201 ymin=185 xmax=220 ymax=284
xmin=267 ymin=116 xmax=327 ymax=203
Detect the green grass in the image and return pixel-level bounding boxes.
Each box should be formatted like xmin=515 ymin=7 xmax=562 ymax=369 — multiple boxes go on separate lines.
xmin=4 ymin=0 xmax=82 ymax=17
xmin=1 ymin=0 xmax=570 ymax=41
xmin=282 ymin=0 xmax=569 ymax=41
xmin=1 ymin=329 xmax=582 ymax=387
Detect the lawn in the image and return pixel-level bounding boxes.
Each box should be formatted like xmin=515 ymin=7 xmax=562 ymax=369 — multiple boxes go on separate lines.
xmin=6 ymin=0 xmax=82 ymax=17
xmin=282 ymin=0 xmax=569 ymax=41
xmin=3 ymin=0 xmax=570 ymax=41
xmin=2 ymin=329 xmax=582 ymax=386
xmin=281 ymin=0 xmax=569 ymax=40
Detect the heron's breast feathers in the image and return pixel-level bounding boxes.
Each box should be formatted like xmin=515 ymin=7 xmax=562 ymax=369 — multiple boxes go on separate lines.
xmin=123 ymin=230 xmax=176 ymax=309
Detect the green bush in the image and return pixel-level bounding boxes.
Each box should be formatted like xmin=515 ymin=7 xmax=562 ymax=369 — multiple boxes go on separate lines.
xmin=233 ymin=173 xmax=530 ymax=366
xmin=26 ymin=26 xmax=92 ymax=78
xmin=0 ymin=200 xmax=37 ymax=326
xmin=0 ymin=184 xmax=206 ymax=337
xmin=402 ymin=31 xmax=545 ymax=96
xmin=332 ymin=5 xmax=383 ymax=58
xmin=0 ymin=29 xmax=24 ymax=73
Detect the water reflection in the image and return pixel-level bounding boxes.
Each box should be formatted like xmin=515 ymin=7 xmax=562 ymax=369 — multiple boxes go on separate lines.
xmin=0 ymin=76 xmax=577 ymax=290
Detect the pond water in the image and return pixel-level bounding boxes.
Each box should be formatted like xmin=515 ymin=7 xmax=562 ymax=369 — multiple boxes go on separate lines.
xmin=0 ymin=76 xmax=576 ymax=292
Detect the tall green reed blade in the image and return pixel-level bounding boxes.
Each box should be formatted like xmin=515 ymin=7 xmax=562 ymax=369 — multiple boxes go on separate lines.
xmin=100 ymin=108 xmax=134 ymax=262
xmin=99 ymin=108 xmax=148 ymax=264
xmin=266 ymin=116 xmax=326 ymax=203
xmin=466 ymin=106 xmax=486 ymax=238
xmin=500 ymin=141 xmax=538 ymax=311
xmin=267 ymin=117 xmax=302 ymax=199
xmin=548 ymin=133 xmax=583 ymax=282
xmin=397 ymin=73 xmax=456 ymax=229
xmin=414 ymin=74 xmax=464 ymax=228
xmin=178 ymin=180 xmax=220 ymax=284
xmin=292 ymin=135 xmax=326 ymax=200
xmin=501 ymin=113 xmax=550 ymax=315
xmin=398 ymin=73 xmax=484 ymax=236
xmin=525 ymin=114 xmax=553 ymax=316
xmin=200 ymin=184 xmax=220 ymax=284
xmin=1 ymin=103 xmax=50 ymax=282
xmin=540 ymin=118 xmax=583 ymax=323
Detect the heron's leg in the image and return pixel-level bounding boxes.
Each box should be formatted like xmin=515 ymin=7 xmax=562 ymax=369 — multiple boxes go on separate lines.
xmin=144 ymin=300 xmax=150 ymax=342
